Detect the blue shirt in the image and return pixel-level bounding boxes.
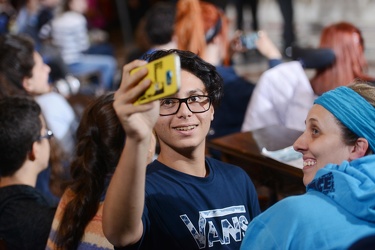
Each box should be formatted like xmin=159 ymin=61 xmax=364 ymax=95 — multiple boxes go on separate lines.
xmin=240 ymin=155 xmax=375 ymax=249
xmin=118 ymin=157 xmax=261 ymax=250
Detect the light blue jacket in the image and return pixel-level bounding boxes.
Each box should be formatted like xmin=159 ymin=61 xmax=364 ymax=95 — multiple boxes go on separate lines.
xmin=241 ymin=155 xmax=375 ymax=249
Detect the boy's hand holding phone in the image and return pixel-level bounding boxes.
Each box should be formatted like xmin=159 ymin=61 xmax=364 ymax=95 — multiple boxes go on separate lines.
xmin=114 ymin=60 xmax=160 ymax=141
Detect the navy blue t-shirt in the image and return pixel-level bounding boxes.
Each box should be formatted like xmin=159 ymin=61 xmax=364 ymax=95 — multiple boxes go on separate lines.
xmin=117 ymin=157 xmax=260 ymax=250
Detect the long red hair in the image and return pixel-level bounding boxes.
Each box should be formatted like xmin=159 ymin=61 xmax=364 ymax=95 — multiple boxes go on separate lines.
xmin=311 ymin=22 xmax=375 ymax=95
xmin=174 ymin=0 xmax=229 ymax=62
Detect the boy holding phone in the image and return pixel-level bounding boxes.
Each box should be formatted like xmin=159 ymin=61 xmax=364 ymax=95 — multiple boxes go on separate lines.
xmin=103 ymin=49 xmax=261 ymax=249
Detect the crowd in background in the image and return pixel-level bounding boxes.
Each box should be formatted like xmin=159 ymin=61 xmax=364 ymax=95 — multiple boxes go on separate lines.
xmin=0 ymin=0 xmax=375 ymax=249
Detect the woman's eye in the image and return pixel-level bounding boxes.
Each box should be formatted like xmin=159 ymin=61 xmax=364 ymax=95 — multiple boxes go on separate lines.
xmin=312 ymin=128 xmax=319 ymax=135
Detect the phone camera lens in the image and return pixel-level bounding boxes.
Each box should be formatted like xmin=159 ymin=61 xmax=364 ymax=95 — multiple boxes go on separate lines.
xmin=166 ymin=70 xmax=173 ymax=85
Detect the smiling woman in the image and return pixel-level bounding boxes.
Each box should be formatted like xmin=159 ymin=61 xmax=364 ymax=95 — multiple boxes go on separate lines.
xmin=293 ymin=104 xmax=358 ymax=186
xmin=240 ymin=81 xmax=375 ymax=250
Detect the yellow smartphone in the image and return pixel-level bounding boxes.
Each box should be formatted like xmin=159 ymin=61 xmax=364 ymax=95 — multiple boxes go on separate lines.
xmin=131 ymin=53 xmax=181 ymax=105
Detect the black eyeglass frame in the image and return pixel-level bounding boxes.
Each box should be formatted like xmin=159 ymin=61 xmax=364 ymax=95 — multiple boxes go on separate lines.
xmin=159 ymin=95 xmax=212 ymax=116
xmin=37 ymin=130 xmax=54 ymax=141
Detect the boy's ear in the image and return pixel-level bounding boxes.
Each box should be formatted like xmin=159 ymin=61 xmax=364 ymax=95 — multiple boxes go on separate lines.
xmin=28 ymin=142 xmax=37 ymax=161
xmin=349 ymin=138 xmax=369 ymax=160
xmin=22 ymin=77 xmax=33 ymax=93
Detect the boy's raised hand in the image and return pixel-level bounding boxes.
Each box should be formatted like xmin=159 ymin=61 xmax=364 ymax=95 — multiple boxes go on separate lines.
xmin=114 ymin=60 xmax=160 ymax=140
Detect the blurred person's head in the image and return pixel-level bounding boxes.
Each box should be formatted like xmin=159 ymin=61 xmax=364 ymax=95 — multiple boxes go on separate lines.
xmin=9 ymin=0 xmax=26 ymax=11
xmin=62 ymin=0 xmax=87 ymax=13
xmin=311 ymin=22 xmax=375 ymax=95
xmin=0 ymin=96 xmax=51 ymax=178
xmin=0 ymin=34 xmax=51 ymax=97
xmin=144 ymin=2 xmax=176 ymax=48
xmin=174 ymin=0 xmax=229 ymax=65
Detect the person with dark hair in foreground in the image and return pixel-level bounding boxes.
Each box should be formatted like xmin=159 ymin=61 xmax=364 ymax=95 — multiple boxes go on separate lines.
xmin=0 ymin=96 xmax=56 ymax=250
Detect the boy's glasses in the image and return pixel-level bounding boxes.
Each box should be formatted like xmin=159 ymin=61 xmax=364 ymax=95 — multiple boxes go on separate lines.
xmin=38 ymin=130 xmax=54 ymax=141
xmin=159 ymin=95 xmax=211 ymax=116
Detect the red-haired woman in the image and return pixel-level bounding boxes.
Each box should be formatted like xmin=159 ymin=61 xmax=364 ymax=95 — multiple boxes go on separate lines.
xmin=311 ymin=22 xmax=374 ymax=95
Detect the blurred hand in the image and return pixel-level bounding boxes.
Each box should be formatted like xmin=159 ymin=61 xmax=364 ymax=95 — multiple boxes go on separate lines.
xmin=229 ymin=30 xmax=248 ymax=54
xmin=255 ymin=30 xmax=282 ymax=60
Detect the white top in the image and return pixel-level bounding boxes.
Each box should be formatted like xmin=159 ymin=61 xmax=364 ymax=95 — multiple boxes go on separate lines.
xmin=35 ymin=91 xmax=78 ymax=157
xmin=241 ymin=61 xmax=317 ymax=132
xmin=49 ymin=11 xmax=90 ymax=64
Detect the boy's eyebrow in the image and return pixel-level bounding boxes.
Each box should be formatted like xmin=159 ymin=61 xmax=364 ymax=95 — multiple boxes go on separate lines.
xmin=187 ymin=89 xmax=205 ymax=95
xmin=168 ymin=89 xmax=207 ymax=98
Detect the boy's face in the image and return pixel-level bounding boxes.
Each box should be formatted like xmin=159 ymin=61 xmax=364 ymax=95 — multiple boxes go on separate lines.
xmin=23 ymin=52 xmax=51 ymax=95
xmin=154 ymin=70 xmax=214 ymax=153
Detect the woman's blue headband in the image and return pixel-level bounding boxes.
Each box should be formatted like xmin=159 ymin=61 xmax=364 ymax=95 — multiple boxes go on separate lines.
xmin=314 ymin=86 xmax=375 ymax=152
